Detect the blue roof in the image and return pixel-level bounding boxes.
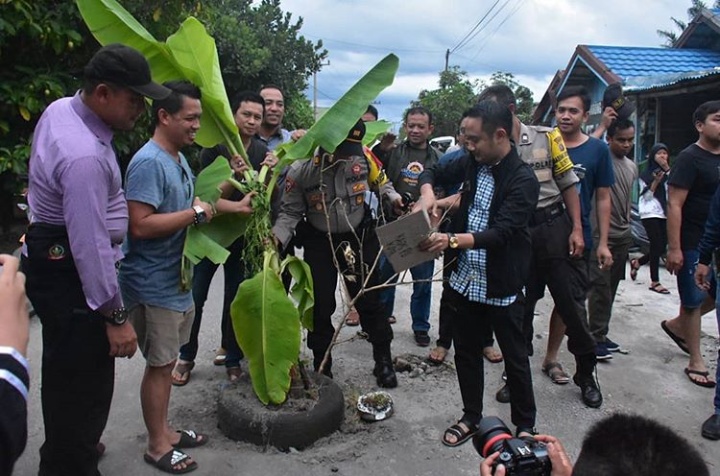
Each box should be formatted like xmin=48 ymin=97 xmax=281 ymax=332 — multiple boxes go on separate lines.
xmin=585 ymin=45 xmax=720 ymax=79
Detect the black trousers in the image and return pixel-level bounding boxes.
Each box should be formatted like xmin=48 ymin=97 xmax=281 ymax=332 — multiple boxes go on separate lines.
xmin=448 ymin=288 xmax=536 ymax=429
xmin=524 ymin=212 xmax=596 ymax=374
xmin=302 ymin=225 xmax=393 ymax=365
xmin=640 ymin=217 xmax=667 ymax=282
xmin=22 ymin=224 xmax=114 ymax=476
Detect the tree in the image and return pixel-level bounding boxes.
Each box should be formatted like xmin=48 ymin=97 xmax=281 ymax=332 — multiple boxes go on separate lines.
xmin=657 ymin=0 xmax=719 ymax=46
xmin=411 ymin=67 xmax=479 ymax=137
xmin=488 ymin=71 xmax=534 ymax=124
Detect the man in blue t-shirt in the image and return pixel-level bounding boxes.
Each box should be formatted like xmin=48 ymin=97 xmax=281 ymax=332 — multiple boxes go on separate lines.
xmin=540 ymin=86 xmax=614 ymax=409
xmin=119 ymin=81 xmax=253 ymax=473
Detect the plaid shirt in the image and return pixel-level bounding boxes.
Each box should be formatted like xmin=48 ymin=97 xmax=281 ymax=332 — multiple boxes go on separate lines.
xmin=449 ymin=165 xmax=516 ymax=306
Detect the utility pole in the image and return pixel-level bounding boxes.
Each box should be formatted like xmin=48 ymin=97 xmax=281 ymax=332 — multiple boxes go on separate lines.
xmin=313 ymin=60 xmax=331 ymax=120
xmin=445 ymin=48 xmax=450 ymax=71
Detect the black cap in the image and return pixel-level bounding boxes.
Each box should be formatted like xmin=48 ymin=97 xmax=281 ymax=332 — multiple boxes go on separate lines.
xmin=334 ymin=120 xmax=365 ymax=157
xmin=84 ymin=44 xmax=171 ymax=100
xmin=602 ymin=83 xmax=634 ymax=120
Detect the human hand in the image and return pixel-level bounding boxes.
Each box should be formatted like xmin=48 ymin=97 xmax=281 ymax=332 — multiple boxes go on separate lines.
xmin=235 ymin=191 xmax=256 ymax=215
xmin=261 ymin=152 xmax=279 ymax=169
xmin=378 ymin=132 xmax=397 ymax=152
xmin=695 ymin=263 xmax=712 ymax=291
xmin=419 ymin=231 xmax=448 ymax=253
xmin=596 ymin=245 xmax=613 ymax=269
xmin=193 ymin=196 xmax=215 ymax=223
xmin=480 ymin=451 xmax=506 ymax=476
xmin=666 ymin=248 xmax=683 ymax=274
xmin=105 ymin=321 xmax=137 ymax=358
xmin=600 ymin=107 xmax=618 ymax=129
xmin=0 ymin=254 xmax=29 ymax=355
xmin=568 ymin=229 xmax=584 ymax=258
xmin=291 ymin=129 xmax=306 ymax=142
xmin=392 ymin=197 xmax=405 ymax=217
xmin=230 ymin=155 xmax=249 ymax=175
xmin=534 ymin=435 xmax=574 ymax=476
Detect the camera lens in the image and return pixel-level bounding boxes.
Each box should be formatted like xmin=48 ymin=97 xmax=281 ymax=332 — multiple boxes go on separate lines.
xmin=472 ymin=416 xmax=514 ymax=457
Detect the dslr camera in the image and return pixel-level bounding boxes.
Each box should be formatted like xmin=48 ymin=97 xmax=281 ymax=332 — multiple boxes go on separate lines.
xmin=473 ymin=416 xmax=551 ymax=476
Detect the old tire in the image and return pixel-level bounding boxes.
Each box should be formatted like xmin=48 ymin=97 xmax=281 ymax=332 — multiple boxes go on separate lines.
xmin=217 ymin=372 xmax=344 ymax=450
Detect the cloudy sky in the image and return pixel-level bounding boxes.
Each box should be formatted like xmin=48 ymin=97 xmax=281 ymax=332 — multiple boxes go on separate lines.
xmin=276 ymin=0 xmax=689 ymax=129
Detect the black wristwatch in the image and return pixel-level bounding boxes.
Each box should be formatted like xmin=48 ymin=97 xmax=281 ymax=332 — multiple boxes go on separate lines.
xmin=192 ymin=205 xmax=207 ymax=225
xmin=105 ymin=308 xmax=128 ymax=326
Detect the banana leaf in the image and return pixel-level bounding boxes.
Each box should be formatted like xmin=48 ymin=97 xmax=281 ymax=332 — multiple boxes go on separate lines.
xmin=363 ymin=120 xmax=392 ymax=146
xmin=272 ymin=54 xmax=399 ymax=166
xmin=232 ymin=251 xmax=301 ymax=405
xmin=282 ymin=255 xmax=315 ymax=331
xmin=76 ymin=0 xmax=245 ymax=159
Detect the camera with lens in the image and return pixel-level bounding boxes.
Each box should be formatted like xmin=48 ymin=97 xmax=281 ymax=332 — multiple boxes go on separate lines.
xmin=473 ymin=416 xmax=551 ymax=476
xmin=400 ymin=191 xmax=415 ymax=212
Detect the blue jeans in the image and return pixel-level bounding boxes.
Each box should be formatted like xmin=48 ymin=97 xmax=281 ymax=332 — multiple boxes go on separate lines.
xmin=379 ymin=254 xmax=434 ymax=332
xmin=179 ymin=239 xmax=245 ymax=367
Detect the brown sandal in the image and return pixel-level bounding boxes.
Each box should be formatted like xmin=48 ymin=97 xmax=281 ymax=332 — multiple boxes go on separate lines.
xmin=171 ymin=360 xmax=195 ymax=387
xmin=649 ymin=282 xmax=670 ymax=294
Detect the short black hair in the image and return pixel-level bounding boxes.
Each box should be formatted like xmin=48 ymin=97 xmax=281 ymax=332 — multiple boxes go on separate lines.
xmin=467 ymin=100 xmax=513 ymax=138
xmin=693 ymin=100 xmax=720 ymax=125
xmin=231 ymin=90 xmax=265 ymax=115
xmin=572 ymin=414 xmax=709 ymax=476
xmin=259 ymin=84 xmax=284 ymax=98
xmin=556 ymin=85 xmax=591 ymax=113
xmin=365 ymin=104 xmax=379 ymax=120
xmin=607 ymin=118 xmax=635 ymax=138
xmin=477 ymin=84 xmax=516 ymax=109
xmin=405 ymin=106 xmax=433 ymax=125
xmin=151 ymin=80 xmax=201 ymax=128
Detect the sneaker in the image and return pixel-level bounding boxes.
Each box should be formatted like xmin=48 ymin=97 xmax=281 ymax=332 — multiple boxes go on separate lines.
xmin=414 ymin=331 xmax=431 ymax=347
xmin=605 ymin=338 xmax=621 ymax=352
xmin=595 ymin=342 xmax=613 ymax=361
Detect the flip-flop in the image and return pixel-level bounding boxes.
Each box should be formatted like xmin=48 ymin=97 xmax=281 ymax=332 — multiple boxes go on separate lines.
xmin=387 ymin=315 xmax=397 ymax=324
xmin=482 ymin=346 xmax=503 ymax=363
xmin=144 ymin=449 xmax=198 ymax=474
xmin=174 ymin=430 xmax=208 ymax=449
xmin=428 ymin=346 xmax=448 ymax=365
xmin=442 ymin=420 xmax=477 ymax=447
xmin=684 ymin=368 xmax=717 ymax=388
xmin=542 ymin=362 xmax=570 ymax=385
xmin=630 ymin=259 xmax=640 ymax=281
xmin=649 ymin=283 xmax=670 ymax=294
xmin=661 ymin=320 xmax=690 ymax=355
xmin=171 ymin=360 xmax=195 ymax=387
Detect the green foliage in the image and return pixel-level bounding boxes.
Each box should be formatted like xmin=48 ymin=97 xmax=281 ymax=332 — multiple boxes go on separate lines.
xmin=283 ymin=90 xmax=315 ymax=130
xmin=232 ymin=251 xmax=302 ymax=405
xmin=411 ymin=66 xmax=478 ymax=137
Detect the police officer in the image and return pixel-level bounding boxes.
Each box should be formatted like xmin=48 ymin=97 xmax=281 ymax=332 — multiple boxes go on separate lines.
xmin=272 ymin=120 xmax=404 ymax=387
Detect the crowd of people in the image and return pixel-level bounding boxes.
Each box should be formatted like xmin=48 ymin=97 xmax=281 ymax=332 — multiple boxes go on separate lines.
xmin=1 ymin=41 xmax=719 ymax=475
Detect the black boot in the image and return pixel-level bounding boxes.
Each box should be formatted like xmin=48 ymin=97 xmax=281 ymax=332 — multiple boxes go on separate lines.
xmin=372 ymin=342 xmax=397 ymax=388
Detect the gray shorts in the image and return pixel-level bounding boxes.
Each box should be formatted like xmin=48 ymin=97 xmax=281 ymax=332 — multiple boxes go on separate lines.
xmin=129 ymin=304 xmax=195 ymax=367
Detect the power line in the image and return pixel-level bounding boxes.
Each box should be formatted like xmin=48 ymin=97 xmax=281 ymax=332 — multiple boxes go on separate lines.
xmin=449 ymin=0 xmax=502 ymax=53
xmin=304 ymin=34 xmax=444 ymax=54
xmin=468 ymin=0 xmax=524 ymax=63
xmin=453 ymin=0 xmax=514 ymax=54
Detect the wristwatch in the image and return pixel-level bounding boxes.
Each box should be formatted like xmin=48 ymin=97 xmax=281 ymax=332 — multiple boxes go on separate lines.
xmin=105 ymin=308 xmax=128 ymax=326
xmin=192 ymin=205 xmax=207 ymax=225
xmin=447 ymin=233 xmax=459 ymax=249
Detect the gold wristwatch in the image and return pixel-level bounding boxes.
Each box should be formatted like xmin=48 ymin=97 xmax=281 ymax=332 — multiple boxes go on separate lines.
xmin=447 ymin=233 xmax=459 ymax=249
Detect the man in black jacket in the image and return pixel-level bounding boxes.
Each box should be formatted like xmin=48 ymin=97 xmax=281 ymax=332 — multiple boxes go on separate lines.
xmin=418 ymin=101 xmax=539 ymax=447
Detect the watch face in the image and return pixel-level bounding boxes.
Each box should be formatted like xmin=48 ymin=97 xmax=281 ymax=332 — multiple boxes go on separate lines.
xmin=111 ymin=309 xmax=128 ymax=325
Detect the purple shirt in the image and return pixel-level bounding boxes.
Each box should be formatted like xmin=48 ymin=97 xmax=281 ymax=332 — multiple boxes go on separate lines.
xmin=28 ymin=93 xmax=128 ymax=312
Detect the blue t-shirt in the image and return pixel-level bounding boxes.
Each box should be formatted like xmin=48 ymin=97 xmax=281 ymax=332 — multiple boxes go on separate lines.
xmin=568 ymin=136 xmax=615 ymax=249
xmin=119 ymin=140 xmax=195 ymax=312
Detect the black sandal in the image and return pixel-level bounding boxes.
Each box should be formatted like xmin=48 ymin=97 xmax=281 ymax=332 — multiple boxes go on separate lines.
xmin=144 ymin=449 xmax=198 ymax=474
xmin=442 ymin=419 xmax=477 ymax=447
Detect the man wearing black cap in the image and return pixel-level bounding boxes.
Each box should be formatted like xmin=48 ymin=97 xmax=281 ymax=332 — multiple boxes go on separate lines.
xmin=22 ymin=44 xmax=169 ymax=476
xmin=273 ymin=120 xmax=404 ymax=386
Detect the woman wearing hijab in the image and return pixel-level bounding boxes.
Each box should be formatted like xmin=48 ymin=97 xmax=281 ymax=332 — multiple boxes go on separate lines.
xmin=632 ymin=143 xmax=671 ymax=293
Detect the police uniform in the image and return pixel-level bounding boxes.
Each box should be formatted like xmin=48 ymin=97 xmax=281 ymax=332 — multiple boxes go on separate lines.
xmin=516 ymin=123 xmax=597 ymax=375
xmin=272 ymin=121 xmax=401 ymax=387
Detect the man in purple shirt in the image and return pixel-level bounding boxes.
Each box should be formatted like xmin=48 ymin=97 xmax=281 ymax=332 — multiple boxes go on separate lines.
xmin=21 ymin=44 xmax=169 ymax=476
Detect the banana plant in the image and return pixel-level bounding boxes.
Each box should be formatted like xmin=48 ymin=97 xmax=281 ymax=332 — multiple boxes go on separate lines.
xmin=77 ymin=0 xmax=398 ymax=405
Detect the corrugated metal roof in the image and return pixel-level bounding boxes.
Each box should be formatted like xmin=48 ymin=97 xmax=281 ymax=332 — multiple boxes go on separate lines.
xmin=585 ymin=45 xmax=720 ymax=79
xmin=624 ymin=68 xmax=720 ymax=92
